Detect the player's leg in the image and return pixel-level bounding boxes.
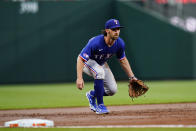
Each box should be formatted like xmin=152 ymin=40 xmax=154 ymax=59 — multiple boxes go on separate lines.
xmin=83 ymin=59 xmax=109 ymax=114
xmin=103 ymin=63 xmax=117 ymax=96
xmin=83 ymin=59 xmax=105 ymax=105
xmin=83 ymin=60 xmax=99 ymax=112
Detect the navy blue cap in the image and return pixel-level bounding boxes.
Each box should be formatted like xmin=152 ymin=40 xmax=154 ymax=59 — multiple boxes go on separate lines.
xmin=105 ymin=19 xmax=124 ymax=29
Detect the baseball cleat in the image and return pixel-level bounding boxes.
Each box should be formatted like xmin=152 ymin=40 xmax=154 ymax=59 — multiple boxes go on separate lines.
xmin=86 ymin=91 xmax=97 ymax=112
xmin=96 ymin=104 xmax=109 ymax=114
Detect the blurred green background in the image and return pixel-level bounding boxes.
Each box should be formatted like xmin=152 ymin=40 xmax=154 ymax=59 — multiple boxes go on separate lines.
xmin=0 ymin=0 xmax=196 ymax=84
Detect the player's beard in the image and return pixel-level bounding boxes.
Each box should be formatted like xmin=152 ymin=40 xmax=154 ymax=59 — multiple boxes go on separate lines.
xmin=110 ymin=33 xmax=119 ymax=40
xmin=112 ymin=35 xmax=119 ymax=40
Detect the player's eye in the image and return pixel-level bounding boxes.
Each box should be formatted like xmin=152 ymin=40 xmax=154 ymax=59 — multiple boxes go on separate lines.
xmin=111 ymin=28 xmax=120 ymax=31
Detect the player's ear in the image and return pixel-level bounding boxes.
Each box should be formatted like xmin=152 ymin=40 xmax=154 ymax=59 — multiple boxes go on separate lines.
xmin=105 ymin=29 xmax=110 ymax=34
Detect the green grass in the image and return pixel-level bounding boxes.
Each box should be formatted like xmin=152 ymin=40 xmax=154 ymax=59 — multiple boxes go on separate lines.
xmin=0 ymin=80 xmax=196 ymax=110
xmin=0 ymin=128 xmax=196 ymax=131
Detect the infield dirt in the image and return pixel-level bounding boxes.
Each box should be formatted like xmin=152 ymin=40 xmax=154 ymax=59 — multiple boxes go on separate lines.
xmin=0 ymin=103 xmax=196 ymax=126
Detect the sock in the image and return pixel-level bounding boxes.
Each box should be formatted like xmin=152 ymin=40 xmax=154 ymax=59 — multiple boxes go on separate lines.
xmin=94 ymin=79 xmax=104 ymax=105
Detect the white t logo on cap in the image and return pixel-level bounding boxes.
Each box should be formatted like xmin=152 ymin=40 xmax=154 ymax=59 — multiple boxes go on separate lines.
xmin=114 ymin=20 xmax=118 ymax=25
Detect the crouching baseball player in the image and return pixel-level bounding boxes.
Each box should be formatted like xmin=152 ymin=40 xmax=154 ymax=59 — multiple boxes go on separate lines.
xmin=76 ymin=19 xmax=137 ymax=114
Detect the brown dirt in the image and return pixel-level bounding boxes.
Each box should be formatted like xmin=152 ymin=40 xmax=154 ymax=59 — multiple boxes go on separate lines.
xmin=0 ymin=103 xmax=196 ymax=126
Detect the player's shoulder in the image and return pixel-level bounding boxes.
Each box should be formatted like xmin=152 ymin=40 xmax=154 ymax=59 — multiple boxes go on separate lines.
xmin=117 ymin=36 xmax=124 ymax=43
xmin=117 ymin=37 xmax=125 ymax=46
xmin=88 ymin=35 xmax=104 ymax=45
xmin=89 ymin=34 xmax=103 ymax=42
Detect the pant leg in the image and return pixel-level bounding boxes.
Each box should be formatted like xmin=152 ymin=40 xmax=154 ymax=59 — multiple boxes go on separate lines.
xmin=102 ymin=63 xmax=117 ymax=96
xmin=83 ymin=59 xmax=105 ymax=105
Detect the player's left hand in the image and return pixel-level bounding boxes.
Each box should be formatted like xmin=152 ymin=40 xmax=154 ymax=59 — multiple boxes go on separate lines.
xmin=128 ymin=79 xmax=149 ymax=99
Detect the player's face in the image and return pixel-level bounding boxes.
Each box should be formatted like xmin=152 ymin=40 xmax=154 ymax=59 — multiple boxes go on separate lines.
xmin=108 ymin=28 xmax=120 ymax=40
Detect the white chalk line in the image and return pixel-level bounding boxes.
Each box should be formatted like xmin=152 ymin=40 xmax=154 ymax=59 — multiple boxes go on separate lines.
xmin=1 ymin=125 xmax=196 ymax=128
xmin=55 ymin=125 xmax=196 ymax=128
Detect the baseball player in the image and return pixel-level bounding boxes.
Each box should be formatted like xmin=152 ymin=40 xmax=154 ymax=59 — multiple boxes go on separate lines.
xmin=76 ymin=19 xmax=137 ymax=114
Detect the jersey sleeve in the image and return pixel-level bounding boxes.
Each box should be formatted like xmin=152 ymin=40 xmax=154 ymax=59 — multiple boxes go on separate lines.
xmin=79 ymin=37 xmax=94 ymax=62
xmin=116 ymin=38 xmax=126 ymax=60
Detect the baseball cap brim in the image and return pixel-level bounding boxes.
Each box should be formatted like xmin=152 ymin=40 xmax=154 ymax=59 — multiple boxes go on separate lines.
xmin=108 ymin=25 xmax=124 ymax=29
xmin=111 ymin=26 xmax=124 ymax=29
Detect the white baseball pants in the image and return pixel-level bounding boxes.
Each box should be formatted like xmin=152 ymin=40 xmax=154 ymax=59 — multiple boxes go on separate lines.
xmin=83 ymin=59 xmax=117 ymax=96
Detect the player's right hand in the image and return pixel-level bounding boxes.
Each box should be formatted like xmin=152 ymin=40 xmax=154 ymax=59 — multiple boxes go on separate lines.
xmin=76 ymin=78 xmax=84 ymax=90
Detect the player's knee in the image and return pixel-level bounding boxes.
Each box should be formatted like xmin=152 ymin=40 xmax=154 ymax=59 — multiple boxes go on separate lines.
xmin=95 ymin=68 xmax=105 ymax=79
xmin=107 ymin=84 xmax=117 ymax=96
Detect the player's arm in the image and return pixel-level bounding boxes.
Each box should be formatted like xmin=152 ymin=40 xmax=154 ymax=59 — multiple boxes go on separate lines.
xmin=76 ymin=56 xmax=85 ymax=90
xmin=119 ymin=57 xmax=137 ymax=80
xmin=76 ymin=37 xmax=94 ymax=90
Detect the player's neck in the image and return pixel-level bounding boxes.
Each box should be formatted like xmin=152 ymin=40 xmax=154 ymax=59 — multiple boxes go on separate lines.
xmin=104 ymin=36 xmax=115 ymax=47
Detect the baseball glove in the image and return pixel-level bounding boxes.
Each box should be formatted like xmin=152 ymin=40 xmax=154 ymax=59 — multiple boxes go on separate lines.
xmin=128 ymin=79 xmax=149 ymax=99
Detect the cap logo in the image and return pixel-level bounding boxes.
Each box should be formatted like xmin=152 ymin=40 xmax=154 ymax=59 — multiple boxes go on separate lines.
xmin=114 ymin=20 xmax=118 ymax=25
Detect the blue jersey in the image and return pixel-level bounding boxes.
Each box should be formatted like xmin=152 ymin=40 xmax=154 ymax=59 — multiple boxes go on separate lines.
xmin=79 ymin=35 xmax=126 ymax=65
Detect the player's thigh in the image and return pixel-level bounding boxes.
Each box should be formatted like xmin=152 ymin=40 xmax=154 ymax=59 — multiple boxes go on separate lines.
xmin=83 ymin=59 xmax=105 ymax=79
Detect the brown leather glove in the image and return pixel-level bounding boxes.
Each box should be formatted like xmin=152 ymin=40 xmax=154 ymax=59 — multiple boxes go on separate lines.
xmin=128 ymin=79 xmax=149 ymax=99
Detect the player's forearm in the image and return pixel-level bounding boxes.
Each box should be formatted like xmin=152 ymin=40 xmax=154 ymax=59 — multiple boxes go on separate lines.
xmin=77 ymin=56 xmax=85 ymax=79
xmin=119 ymin=57 xmax=135 ymax=78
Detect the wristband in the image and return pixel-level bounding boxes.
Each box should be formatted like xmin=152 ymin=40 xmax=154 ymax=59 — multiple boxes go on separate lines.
xmin=129 ymin=76 xmax=136 ymax=80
